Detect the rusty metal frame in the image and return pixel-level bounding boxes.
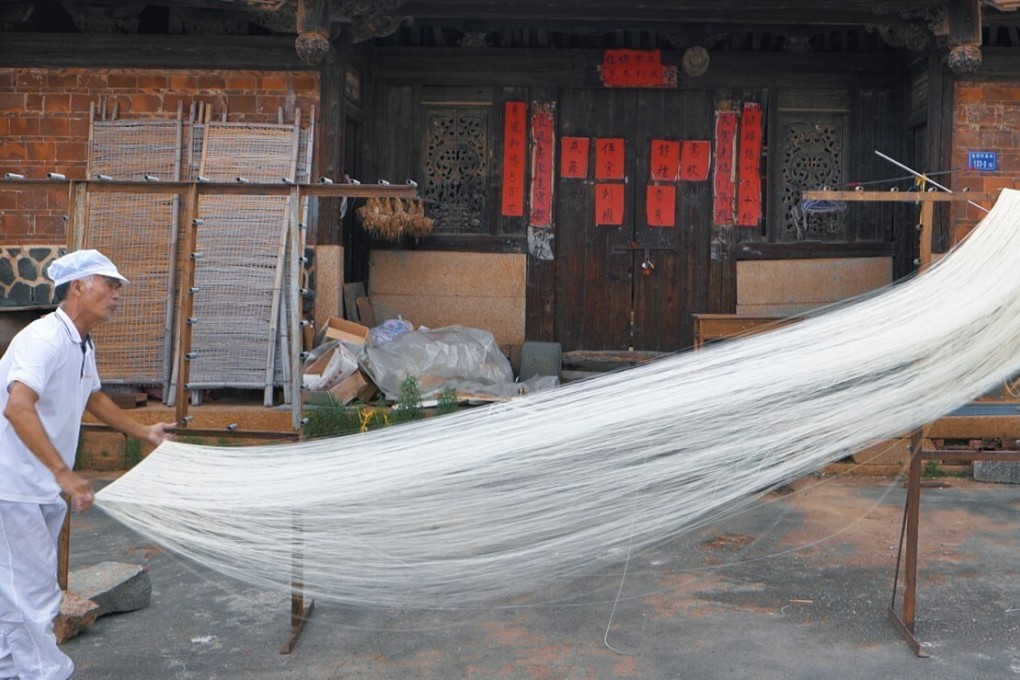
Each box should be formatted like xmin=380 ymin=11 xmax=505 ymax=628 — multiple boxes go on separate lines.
xmin=888 ymin=427 xmax=1020 ymax=656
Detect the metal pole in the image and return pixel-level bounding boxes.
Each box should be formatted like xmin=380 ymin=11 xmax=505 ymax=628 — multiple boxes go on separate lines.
xmin=874 ymin=150 xmax=990 ymax=214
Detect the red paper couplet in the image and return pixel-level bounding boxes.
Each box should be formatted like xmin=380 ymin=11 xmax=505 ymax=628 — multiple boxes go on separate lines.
xmin=561 ymin=136 xmax=589 ymax=179
xmin=601 ymin=49 xmax=673 ymax=88
xmin=595 ymin=183 xmax=625 ymax=226
xmin=529 ymin=108 xmax=555 ymax=228
xmin=596 ymin=138 xmax=625 ymax=180
xmin=680 ymin=140 xmax=711 ymax=181
xmin=713 ymin=111 xmax=738 ymax=226
xmin=501 ymin=101 xmax=527 ymax=217
xmin=646 ymin=185 xmax=676 ymax=228
xmin=650 ymin=139 xmax=680 ymax=182
xmin=737 ymin=102 xmax=763 ymax=227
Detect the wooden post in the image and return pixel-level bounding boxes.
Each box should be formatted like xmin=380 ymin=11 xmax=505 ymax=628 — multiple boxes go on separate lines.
xmin=174 ymin=182 xmax=200 ymax=424
xmin=57 ymin=495 xmax=70 ymax=591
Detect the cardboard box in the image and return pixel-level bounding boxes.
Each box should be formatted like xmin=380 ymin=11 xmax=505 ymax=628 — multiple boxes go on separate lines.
xmin=303 ymin=370 xmax=376 ymax=406
xmin=319 ymin=316 xmax=370 ymax=347
xmin=302 ymin=343 xmax=359 ymax=392
xmin=328 ymin=371 xmax=375 ymax=405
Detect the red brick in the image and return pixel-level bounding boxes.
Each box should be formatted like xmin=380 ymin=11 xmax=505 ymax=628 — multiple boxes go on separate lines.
xmin=2 ymin=213 xmax=33 ymax=236
xmin=162 ymin=94 xmax=189 ymax=115
xmin=18 ymin=189 xmax=52 ymax=211
xmin=9 ymin=116 xmax=40 ymax=136
xmin=196 ymin=75 xmax=226 ymax=91
xmin=986 ymin=83 xmax=1018 ymax=102
xmin=0 ymin=118 xmax=8 ymax=135
xmin=82 ymin=74 xmax=109 ymax=90
xmin=953 ymin=127 xmax=980 ymax=149
xmin=42 ymin=94 xmax=70 ymax=113
xmin=292 ymin=73 xmax=319 ymax=92
xmin=15 ymin=72 xmax=45 ymax=91
xmin=106 ymin=74 xmax=137 ymax=89
xmin=68 ymin=117 xmax=90 ymax=138
xmin=256 ymin=95 xmax=285 ymax=115
xmin=35 ymin=213 xmax=67 ymax=240
xmin=0 ymin=92 xmax=25 ymax=112
xmin=259 ymin=75 xmax=288 ymax=92
xmin=136 ymin=74 xmax=168 ymax=90
xmin=0 ymin=73 xmax=13 ymax=88
xmin=301 ymin=96 xmax=320 ymax=114
xmin=982 ymin=176 xmax=1009 ymax=193
xmin=955 ymin=84 xmax=984 ymax=103
xmin=169 ymin=74 xmax=198 ymax=91
xmin=224 ymin=74 xmax=257 ymax=91
xmin=226 ymin=94 xmax=257 ymax=114
xmin=68 ymin=94 xmax=93 ymax=114
xmin=55 ymin=141 xmax=87 ymax=163
xmin=0 ymin=191 xmax=18 ymax=211
xmin=953 ymin=174 xmax=983 ymax=193
xmin=119 ymin=94 xmax=162 ymax=114
xmin=45 ymin=73 xmax=79 ymax=88
xmin=0 ymin=142 xmax=26 ymax=161
xmin=979 ymin=129 xmax=1014 ymax=148
xmin=23 ymin=141 xmax=55 ymax=161
xmin=996 ymin=152 xmax=1020 ymax=172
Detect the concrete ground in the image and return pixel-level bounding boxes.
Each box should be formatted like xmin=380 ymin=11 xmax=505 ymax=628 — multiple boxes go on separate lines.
xmin=61 ymin=474 xmax=1020 ymax=679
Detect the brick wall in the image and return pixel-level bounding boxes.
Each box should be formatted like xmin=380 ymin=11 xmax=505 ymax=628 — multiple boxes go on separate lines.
xmin=951 ymin=81 xmax=1020 ymax=244
xmin=0 ymin=67 xmax=320 ymax=243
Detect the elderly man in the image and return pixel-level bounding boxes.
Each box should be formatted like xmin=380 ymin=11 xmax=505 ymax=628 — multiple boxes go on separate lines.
xmin=0 ymin=249 xmax=174 ymax=680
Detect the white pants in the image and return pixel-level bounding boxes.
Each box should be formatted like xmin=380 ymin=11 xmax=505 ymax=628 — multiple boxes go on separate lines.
xmin=0 ymin=501 xmax=73 ymax=680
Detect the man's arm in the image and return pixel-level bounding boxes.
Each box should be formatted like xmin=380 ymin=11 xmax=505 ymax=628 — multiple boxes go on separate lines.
xmin=4 ymin=381 xmax=94 ymax=512
xmin=85 ymin=391 xmax=175 ymax=446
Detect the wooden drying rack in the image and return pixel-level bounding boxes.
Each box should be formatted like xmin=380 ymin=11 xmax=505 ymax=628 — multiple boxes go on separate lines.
xmin=4 ymin=176 xmax=417 ymax=653
xmin=4 ymin=177 xmax=415 ymax=431
xmin=803 ymin=187 xmax=1019 ymax=656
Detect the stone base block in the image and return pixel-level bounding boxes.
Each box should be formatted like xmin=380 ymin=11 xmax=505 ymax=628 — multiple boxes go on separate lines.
xmin=68 ymin=561 xmax=151 ymax=617
xmin=973 ymin=460 xmax=1020 ymax=484
xmin=55 ymin=591 xmax=99 ymax=643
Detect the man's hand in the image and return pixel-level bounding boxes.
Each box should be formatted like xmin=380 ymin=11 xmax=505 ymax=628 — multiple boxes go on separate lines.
xmin=56 ymin=468 xmax=94 ymax=513
xmin=145 ymin=421 xmax=177 ymax=447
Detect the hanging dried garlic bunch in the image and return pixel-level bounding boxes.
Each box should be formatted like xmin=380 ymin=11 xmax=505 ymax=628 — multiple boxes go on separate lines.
xmin=404 ymin=198 xmax=435 ymax=240
xmin=356 ymin=196 xmax=433 ymax=242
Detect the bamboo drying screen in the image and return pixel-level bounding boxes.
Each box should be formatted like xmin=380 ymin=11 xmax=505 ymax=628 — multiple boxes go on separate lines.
xmin=186 ymin=121 xmax=299 ymax=397
xmin=84 ymin=118 xmax=182 ymax=386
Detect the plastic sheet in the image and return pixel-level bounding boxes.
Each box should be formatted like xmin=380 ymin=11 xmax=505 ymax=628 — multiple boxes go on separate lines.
xmin=361 ymin=325 xmax=557 ymax=400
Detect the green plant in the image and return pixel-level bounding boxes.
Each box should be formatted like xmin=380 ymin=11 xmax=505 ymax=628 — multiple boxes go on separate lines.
xmin=303 ymin=396 xmax=362 ymax=439
xmin=122 ymin=438 xmax=142 ymax=469
xmin=391 ymin=375 xmax=424 ymax=424
xmin=923 ymin=460 xmax=941 ymax=478
xmin=436 ymin=387 xmax=458 ymax=416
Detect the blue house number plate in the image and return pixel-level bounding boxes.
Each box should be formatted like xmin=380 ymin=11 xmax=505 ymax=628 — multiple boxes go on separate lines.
xmin=968 ymin=151 xmax=997 ymax=171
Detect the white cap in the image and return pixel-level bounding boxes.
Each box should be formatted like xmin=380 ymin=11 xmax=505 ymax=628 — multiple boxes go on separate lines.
xmin=47 ymin=249 xmax=129 ymax=288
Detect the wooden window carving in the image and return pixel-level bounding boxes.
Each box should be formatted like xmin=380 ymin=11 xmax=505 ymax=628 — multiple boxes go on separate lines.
xmin=776 ymin=115 xmax=847 ymax=241
xmin=423 ymin=107 xmax=489 ymax=233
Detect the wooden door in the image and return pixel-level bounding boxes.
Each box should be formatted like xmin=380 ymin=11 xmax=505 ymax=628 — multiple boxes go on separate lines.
xmin=555 ymin=88 xmax=712 ymax=352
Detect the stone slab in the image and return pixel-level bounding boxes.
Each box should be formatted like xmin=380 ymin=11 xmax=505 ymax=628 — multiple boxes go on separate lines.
xmin=68 ymin=561 xmax=151 ymax=617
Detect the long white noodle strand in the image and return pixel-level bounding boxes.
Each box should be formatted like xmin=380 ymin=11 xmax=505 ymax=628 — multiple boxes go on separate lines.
xmin=97 ymin=189 xmax=1020 ymax=609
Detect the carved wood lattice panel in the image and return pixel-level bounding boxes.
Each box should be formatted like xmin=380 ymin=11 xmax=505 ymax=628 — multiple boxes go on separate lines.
xmin=423 ymin=107 xmax=489 ymax=233
xmin=777 ymin=115 xmax=846 ymax=241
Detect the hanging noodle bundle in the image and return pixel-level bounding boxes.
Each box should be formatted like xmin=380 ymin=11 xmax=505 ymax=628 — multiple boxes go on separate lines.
xmin=98 ymin=189 xmax=1020 ymax=609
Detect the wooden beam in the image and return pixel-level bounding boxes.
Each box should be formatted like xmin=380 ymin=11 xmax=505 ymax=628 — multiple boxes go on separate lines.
xmin=0 ymin=179 xmax=416 ymax=199
xmin=801 ymin=190 xmax=1000 ymax=202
